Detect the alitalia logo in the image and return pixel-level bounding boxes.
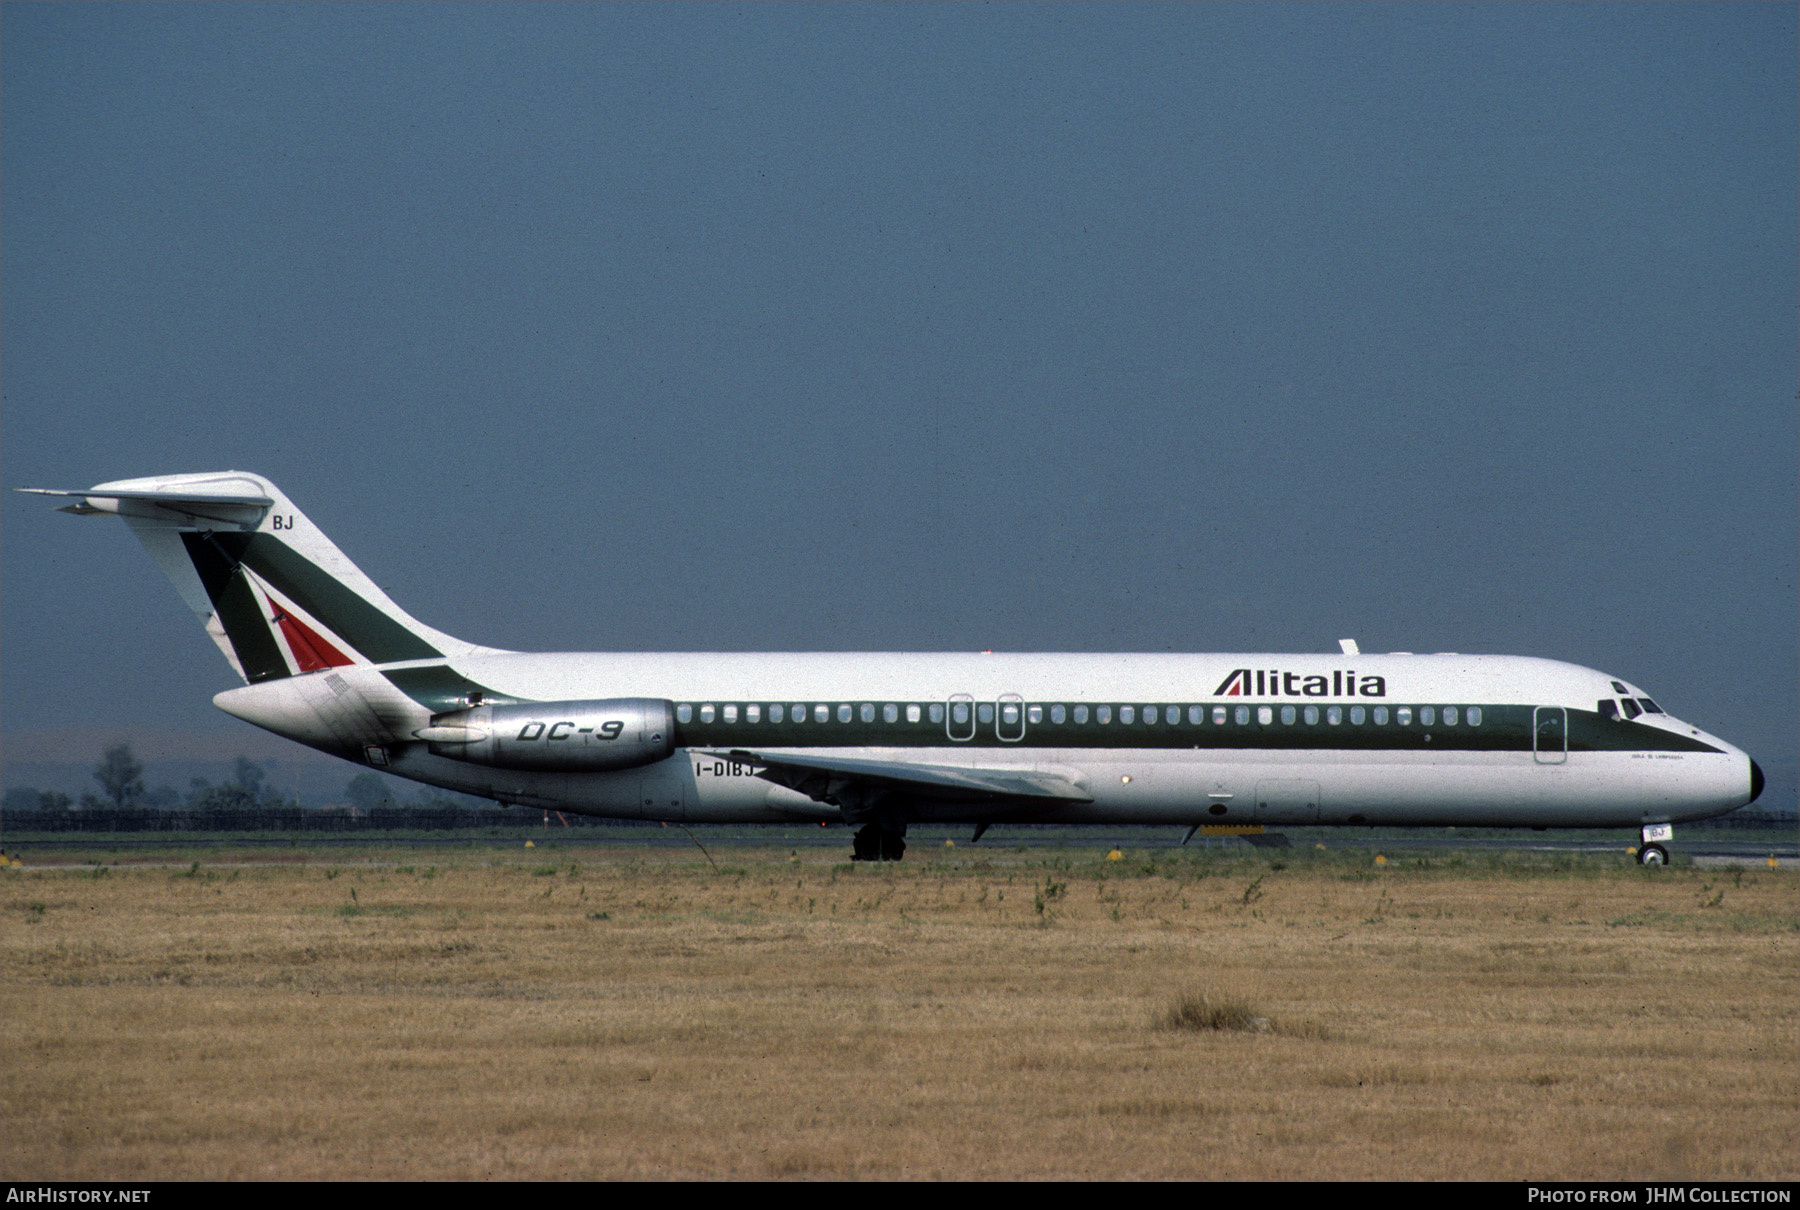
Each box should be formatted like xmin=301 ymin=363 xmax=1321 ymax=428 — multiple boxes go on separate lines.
xmin=1212 ymin=669 xmax=1387 ymax=698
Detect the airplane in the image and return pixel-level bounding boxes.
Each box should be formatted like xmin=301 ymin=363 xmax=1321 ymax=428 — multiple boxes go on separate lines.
xmin=21 ymin=471 xmax=1763 ymax=866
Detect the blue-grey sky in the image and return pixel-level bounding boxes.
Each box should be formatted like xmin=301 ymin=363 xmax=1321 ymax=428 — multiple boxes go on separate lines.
xmin=4 ymin=4 xmax=1795 ymax=798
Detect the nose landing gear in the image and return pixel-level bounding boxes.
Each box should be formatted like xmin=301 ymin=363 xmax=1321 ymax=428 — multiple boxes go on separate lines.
xmin=1635 ymin=823 xmax=1673 ymax=868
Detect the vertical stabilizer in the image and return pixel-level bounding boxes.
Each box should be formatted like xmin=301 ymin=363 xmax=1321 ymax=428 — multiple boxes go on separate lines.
xmin=21 ymin=472 xmax=497 ymax=682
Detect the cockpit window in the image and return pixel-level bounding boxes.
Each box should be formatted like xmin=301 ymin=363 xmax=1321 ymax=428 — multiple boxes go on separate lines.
xmin=1611 ymin=681 xmax=1629 ymax=694
xmin=1620 ymin=699 xmax=1642 ymax=720
xmin=1598 ymin=699 xmax=1618 ymax=720
xmin=1638 ymin=698 xmax=1661 ymax=714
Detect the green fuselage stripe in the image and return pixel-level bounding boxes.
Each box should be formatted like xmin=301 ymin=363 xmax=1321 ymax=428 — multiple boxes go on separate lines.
xmin=381 ymin=672 xmax=1724 ymax=756
xmin=664 ymin=704 xmax=1719 ymax=753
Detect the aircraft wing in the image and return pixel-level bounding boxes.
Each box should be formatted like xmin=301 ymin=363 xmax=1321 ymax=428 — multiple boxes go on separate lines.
xmin=702 ymin=749 xmax=1093 ymax=808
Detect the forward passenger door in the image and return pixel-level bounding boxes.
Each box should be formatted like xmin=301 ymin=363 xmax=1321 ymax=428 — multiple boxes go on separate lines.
xmin=1533 ymin=707 xmax=1567 ymax=765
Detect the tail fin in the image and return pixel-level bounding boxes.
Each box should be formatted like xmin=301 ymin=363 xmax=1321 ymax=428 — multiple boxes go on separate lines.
xmin=20 ymin=472 xmax=495 ymax=683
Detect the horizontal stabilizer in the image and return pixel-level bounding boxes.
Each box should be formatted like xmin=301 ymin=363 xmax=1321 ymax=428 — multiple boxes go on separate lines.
xmin=18 ymin=486 xmax=276 ymax=506
xmin=17 ymin=484 xmax=274 ymax=527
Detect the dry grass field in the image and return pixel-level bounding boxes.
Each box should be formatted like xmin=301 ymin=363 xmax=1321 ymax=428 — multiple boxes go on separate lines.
xmin=3 ymin=841 xmax=1795 ymax=1181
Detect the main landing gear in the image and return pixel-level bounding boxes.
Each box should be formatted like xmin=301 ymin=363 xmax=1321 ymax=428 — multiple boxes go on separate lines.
xmin=851 ymin=823 xmax=907 ymax=862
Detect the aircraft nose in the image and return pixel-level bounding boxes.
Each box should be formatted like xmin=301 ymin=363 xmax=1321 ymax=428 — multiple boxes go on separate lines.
xmin=1749 ymin=758 xmax=1764 ymax=804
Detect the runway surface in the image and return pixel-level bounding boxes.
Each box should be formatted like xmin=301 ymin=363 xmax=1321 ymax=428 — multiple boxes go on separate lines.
xmin=6 ymin=823 xmax=1794 ymax=865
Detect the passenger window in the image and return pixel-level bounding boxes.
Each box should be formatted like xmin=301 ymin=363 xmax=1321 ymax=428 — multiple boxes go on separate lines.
xmin=1280 ymin=705 xmax=1297 ymax=725
xmin=1620 ymin=699 xmax=1642 ymax=720
xmin=1234 ymin=706 xmax=1249 ymax=725
xmin=769 ymin=704 xmax=784 ymax=723
xmin=1373 ymin=706 xmax=1388 ymax=725
xmin=1327 ymin=706 xmax=1342 ymax=725
xmin=1443 ymin=706 xmax=1457 ymax=726
xmin=700 ymin=704 xmax=716 ymax=723
xmin=1420 ymin=706 xmax=1435 ymax=726
xmin=928 ymin=703 xmax=944 ymax=724
xmin=1051 ymin=705 xmax=1066 ymax=724
xmin=1189 ymin=705 xmax=1204 ymax=724
xmin=860 ymin=703 xmax=875 ymax=723
xmin=676 ymin=704 xmax=693 ymax=723
xmin=1257 ymin=706 xmax=1273 ymax=725
xmin=1001 ymin=703 xmax=1020 ymax=725
xmin=1638 ymin=698 xmax=1661 ymax=714
xmin=883 ymin=703 xmax=898 ymax=723
xmin=1073 ymin=705 xmax=1089 ymax=724
xmin=1349 ymin=705 xmax=1364 ymax=725
xmin=1027 ymin=705 xmax=1043 ymax=724
xmin=747 ymin=705 xmax=761 ymax=723
xmin=1120 ymin=706 xmax=1135 ymax=724
xmin=813 ymin=704 xmax=828 ymax=723
xmin=951 ymin=702 xmax=970 ymax=725
xmin=906 ymin=704 xmax=921 ymax=723
xmin=1165 ymin=705 xmax=1179 ymax=724
xmin=833 ymin=704 xmax=848 ymax=723
xmin=792 ymin=704 xmax=806 ymax=723
xmin=1303 ymin=705 xmax=1319 ymax=725
xmin=977 ymin=703 xmax=995 ymax=724
xmin=1215 ymin=706 xmax=1229 ymax=725
xmin=1397 ymin=707 xmax=1413 ymax=725
xmin=1467 ymin=707 xmax=1482 ymax=726
xmin=723 ymin=705 xmax=738 ymax=723
xmin=1097 ymin=706 xmax=1112 ymax=724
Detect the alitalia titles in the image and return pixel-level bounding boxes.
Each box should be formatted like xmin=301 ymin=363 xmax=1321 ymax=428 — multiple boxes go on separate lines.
xmin=1213 ymin=669 xmax=1388 ymax=698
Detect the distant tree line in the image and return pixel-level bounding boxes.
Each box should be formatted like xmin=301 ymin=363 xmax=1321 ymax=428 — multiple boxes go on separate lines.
xmin=1 ymin=744 xmax=630 ymax=833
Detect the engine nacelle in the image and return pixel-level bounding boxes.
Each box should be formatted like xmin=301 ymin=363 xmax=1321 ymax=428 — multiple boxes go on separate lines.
xmin=420 ymin=698 xmax=675 ymax=771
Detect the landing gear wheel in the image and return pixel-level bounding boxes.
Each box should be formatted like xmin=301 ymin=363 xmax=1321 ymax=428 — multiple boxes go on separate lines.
xmin=851 ymin=825 xmax=881 ymax=862
xmin=850 ymin=824 xmax=907 ymax=862
xmin=1638 ymin=843 xmax=1668 ymax=867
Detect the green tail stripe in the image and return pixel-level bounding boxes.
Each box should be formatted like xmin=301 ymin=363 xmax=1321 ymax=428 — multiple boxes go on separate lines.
xmin=179 ymin=531 xmax=288 ymax=682
xmin=216 ymin=568 xmax=291 ymax=683
xmin=184 ymin=532 xmax=441 ymax=664
xmin=180 ymin=530 xmax=239 ymax=604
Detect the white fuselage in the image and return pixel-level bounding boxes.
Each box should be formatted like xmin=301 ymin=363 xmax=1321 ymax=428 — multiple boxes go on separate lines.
xmin=214 ymin=650 xmax=1757 ymax=830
